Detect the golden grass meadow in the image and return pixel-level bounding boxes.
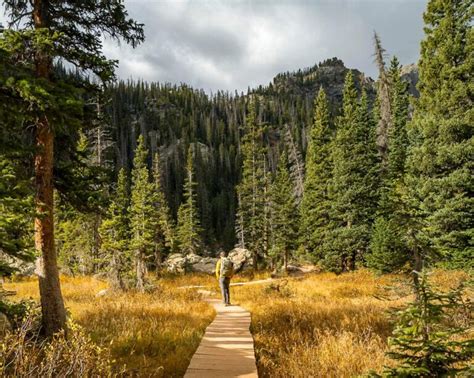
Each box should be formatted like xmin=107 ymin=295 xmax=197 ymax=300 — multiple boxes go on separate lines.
xmin=3 ymin=269 xmax=471 ymax=377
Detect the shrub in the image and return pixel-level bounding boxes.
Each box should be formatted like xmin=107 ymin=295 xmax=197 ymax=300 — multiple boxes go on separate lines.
xmin=0 ymin=299 xmax=36 ymax=329
xmin=0 ymin=317 xmax=119 ymax=377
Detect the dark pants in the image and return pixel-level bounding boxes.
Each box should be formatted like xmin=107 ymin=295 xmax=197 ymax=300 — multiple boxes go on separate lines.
xmin=219 ymin=277 xmax=231 ymax=304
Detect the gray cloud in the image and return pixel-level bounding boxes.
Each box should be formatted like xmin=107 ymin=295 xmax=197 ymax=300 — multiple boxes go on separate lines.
xmin=1 ymin=1 xmax=428 ymax=92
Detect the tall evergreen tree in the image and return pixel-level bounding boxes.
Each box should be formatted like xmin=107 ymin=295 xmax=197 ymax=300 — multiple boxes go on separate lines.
xmin=368 ymin=56 xmax=411 ymax=273
xmin=299 ymin=87 xmax=332 ymax=260
xmin=151 ymin=152 xmax=175 ymax=268
xmin=387 ymin=57 xmax=410 ymax=183
xmin=2 ymin=0 xmax=143 ymax=335
xmin=99 ymin=168 xmax=130 ymax=290
xmin=0 ymin=43 xmax=35 ymax=278
xmin=130 ymin=135 xmax=155 ymax=291
xmin=326 ymin=73 xmax=379 ymax=272
xmin=176 ymin=146 xmax=202 ymax=255
xmin=404 ymin=0 xmax=473 ymax=270
xmin=236 ymin=99 xmax=266 ymax=269
xmin=55 ymin=132 xmax=104 ymax=275
xmin=270 ymin=152 xmax=299 ymax=271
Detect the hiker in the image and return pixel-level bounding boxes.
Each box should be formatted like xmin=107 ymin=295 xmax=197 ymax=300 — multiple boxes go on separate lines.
xmin=215 ymin=251 xmax=234 ymax=306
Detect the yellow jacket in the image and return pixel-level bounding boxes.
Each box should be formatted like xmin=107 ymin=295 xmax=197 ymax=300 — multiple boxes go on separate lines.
xmin=216 ymin=258 xmax=234 ymax=279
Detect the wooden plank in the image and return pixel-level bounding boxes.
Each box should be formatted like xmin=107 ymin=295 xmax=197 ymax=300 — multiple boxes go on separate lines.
xmin=184 ymin=299 xmax=258 ymax=378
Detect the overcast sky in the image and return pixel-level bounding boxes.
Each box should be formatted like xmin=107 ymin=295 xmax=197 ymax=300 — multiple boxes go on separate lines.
xmin=1 ymin=0 xmax=428 ymax=93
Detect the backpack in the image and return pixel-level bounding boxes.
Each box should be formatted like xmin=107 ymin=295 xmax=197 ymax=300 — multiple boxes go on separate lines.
xmin=220 ymin=257 xmax=234 ymax=277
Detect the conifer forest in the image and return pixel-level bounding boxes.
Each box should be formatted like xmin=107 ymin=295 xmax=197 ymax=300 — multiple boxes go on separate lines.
xmin=0 ymin=1 xmax=472 ymax=377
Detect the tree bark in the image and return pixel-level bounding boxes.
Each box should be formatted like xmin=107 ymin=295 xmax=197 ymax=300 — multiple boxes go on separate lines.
xmin=136 ymin=250 xmax=146 ymax=292
xmin=33 ymin=0 xmax=67 ymax=336
xmin=410 ymin=228 xmax=423 ymax=298
xmin=349 ymin=250 xmax=357 ymax=271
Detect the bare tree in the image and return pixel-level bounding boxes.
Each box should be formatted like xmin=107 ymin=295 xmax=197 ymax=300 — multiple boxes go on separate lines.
xmin=283 ymin=124 xmax=305 ymax=204
xmin=373 ymin=31 xmax=392 ymax=167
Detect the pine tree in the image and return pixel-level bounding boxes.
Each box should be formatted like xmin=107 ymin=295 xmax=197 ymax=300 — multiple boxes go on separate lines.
xmin=236 ymin=99 xmax=267 ymax=270
xmin=55 ymin=132 xmax=102 ymax=275
xmin=368 ymin=217 xmax=408 ymax=274
xmin=0 ymin=41 xmax=35 ymax=278
xmin=151 ymin=152 xmax=175 ymax=269
xmin=2 ymin=0 xmax=143 ymax=335
xmin=404 ymin=0 xmax=473 ymax=270
xmin=368 ymin=56 xmax=411 ymax=273
xmin=380 ymin=271 xmax=473 ymax=377
xmin=387 ymin=56 xmax=410 ymax=183
xmin=299 ymin=87 xmax=332 ymax=261
xmin=99 ymin=168 xmax=131 ymax=290
xmin=270 ymin=152 xmax=299 ymax=271
xmin=130 ymin=135 xmax=155 ymax=291
xmin=326 ymin=73 xmax=379 ymax=272
xmin=176 ymin=146 xmax=202 ymax=255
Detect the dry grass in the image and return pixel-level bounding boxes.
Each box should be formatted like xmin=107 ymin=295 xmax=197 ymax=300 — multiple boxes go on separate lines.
xmin=4 ymin=269 xmax=470 ymax=377
xmin=233 ymin=269 xmax=472 ymax=378
xmin=232 ymin=270 xmax=413 ymax=377
xmin=1 ymin=317 xmax=115 ymax=377
xmin=4 ymin=274 xmax=215 ymax=377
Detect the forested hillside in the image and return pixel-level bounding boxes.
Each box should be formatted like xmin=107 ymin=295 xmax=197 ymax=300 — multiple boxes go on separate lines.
xmin=96 ymin=58 xmax=378 ymax=252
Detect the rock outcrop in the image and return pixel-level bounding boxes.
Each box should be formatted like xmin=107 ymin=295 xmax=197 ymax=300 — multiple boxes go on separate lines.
xmin=164 ymin=248 xmax=252 ymax=275
xmin=400 ymin=63 xmax=419 ymax=97
xmin=270 ymin=57 xmax=376 ymax=109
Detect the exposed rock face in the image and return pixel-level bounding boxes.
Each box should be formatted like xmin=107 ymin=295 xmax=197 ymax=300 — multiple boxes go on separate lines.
xmin=270 ymin=57 xmax=377 ymax=111
xmin=164 ymin=248 xmax=252 ymax=275
xmin=400 ymin=63 xmax=419 ymax=97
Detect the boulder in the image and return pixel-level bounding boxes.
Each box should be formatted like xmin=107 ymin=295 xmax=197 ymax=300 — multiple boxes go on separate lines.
xmin=2 ymin=255 xmax=35 ymax=277
xmin=164 ymin=253 xmax=187 ymax=274
xmin=228 ymin=248 xmax=252 ymax=272
xmin=186 ymin=253 xmax=202 ymax=265
xmin=191 ymin=257 xmax=218 ymax=274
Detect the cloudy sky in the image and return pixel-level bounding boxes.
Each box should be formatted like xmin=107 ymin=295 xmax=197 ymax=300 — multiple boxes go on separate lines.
xmin=2 ymin=0 xmax=428 ymax=92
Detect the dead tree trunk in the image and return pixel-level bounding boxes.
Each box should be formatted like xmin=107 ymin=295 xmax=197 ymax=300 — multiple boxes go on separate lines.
xmin=33 ymin=0 xmax=67 ymax=336
xmin=373 ymin=32 xmax=392 ymax=167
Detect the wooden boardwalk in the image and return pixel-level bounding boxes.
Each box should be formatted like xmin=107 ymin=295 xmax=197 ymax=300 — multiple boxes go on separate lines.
xmin=184 ymin=299 xmax=258 ymax=378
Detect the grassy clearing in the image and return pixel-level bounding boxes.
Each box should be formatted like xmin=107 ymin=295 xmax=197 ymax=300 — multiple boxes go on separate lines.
xmin=4 ymin=274 xmax=215 ymax=377
xmin=4 ymin=269 xmax=470 ymax=377
xmin=232 ymin=269 xmax=471 ymax=378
